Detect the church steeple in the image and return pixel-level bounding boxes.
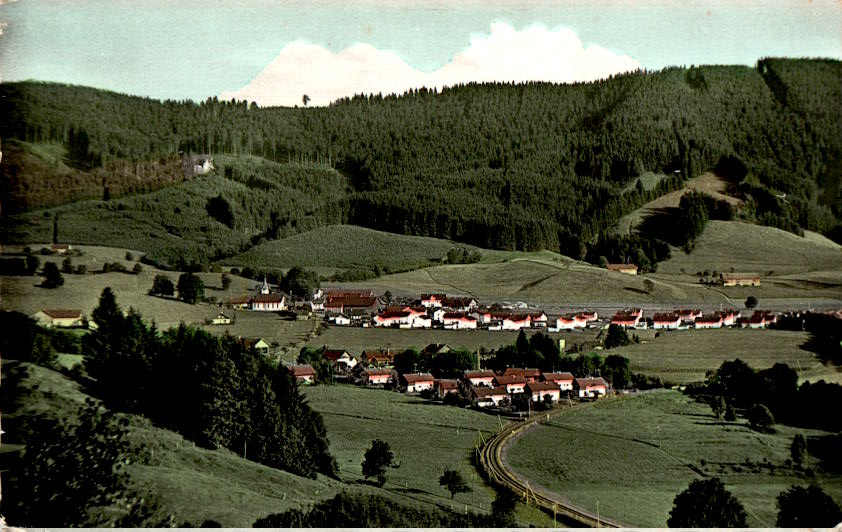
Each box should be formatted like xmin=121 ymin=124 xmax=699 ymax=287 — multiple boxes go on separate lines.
xmin=260 ymin=276 xmax=270 ymax=295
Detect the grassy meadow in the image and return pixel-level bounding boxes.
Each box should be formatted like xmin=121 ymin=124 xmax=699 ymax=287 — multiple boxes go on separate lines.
xmin=304 ymin=385 xmax=500 ymax=512
xmin=604 ymin=328 xmax=838 ymax=385
xmin=506 ymin=390 xmax=842 ymax=528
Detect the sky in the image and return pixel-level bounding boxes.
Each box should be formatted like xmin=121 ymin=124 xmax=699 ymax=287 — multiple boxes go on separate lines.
xmin=0 ymin=0 xmax=840 ymax=107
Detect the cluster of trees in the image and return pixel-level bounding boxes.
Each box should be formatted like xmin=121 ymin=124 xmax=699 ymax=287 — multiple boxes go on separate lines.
xmin=484 ymin=331 xmax=633 ymax=389
xmin=668 ymin=477 xmax=841 ymax=528
xmin=700 ymin=358 xmax=842 ymax=431
xmin=81 ymin=288 xmax=337 ymax=479
xmin=3 ymin=59 xmax=840 ymax=265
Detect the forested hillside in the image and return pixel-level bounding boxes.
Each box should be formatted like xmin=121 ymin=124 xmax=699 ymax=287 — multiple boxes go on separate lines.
xmin=1 ymin=59 xmax=840 ymax=266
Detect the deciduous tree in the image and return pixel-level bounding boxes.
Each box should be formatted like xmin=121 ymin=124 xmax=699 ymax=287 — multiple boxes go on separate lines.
xmin=776 ymin=484 xmax=842 ymax=527
xmin=439 ymin=468 xmax=471 ymax=499
xmin=362 ymin=439 xmax=396 ymax=487
xmin=667 ymin=478 xmax=747 ymax=528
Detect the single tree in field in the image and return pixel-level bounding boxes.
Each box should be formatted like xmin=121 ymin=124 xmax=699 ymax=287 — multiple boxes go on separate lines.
xmin=707 ymin=395 xmax=726 ymax=420
xmin=747 ymin=403 xmax=775 ymax=432
xmin=790 ymin=434 xmax=807 ymax=466
xmin=41 ymin=261 xmax=65 ymax=288
xmin=667 ymin=478 xmax=747 ymax=528
xmin=745 ymin=296 xmax=758 ymax=309
xmin=362 ymin=439 xmax=396 ymax=487
xmin=61 ymin=256 xmax=73 ymax=274
xmin=149 ymin=274 xmax=174 ymax=297
xmin=491 ymin=490 xmax=518 ymax=527
xmin=643 ymin=278 xmax=655 ymax=294
xmin=776 ymin=484 xmax=842 ymax=527
xmin=604 ymin=324 xmax=631 ymax=349
xmin=439 ymin=468 xmax=471 ymax=499
xmin=26 ymin=254 xmax=40 ymax=275
xmin=221 ymin=273 xmax=231 ymax=291
xmin=177 ymin=272 xmax=204 ymax=304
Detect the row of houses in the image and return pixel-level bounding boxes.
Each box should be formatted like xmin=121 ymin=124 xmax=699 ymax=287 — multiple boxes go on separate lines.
xmin=610 ymin=308 xmax=779 ymax=330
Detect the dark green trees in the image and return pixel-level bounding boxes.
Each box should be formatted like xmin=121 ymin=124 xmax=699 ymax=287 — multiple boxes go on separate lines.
xmin=280 ymin=266 xmax=319 ymax=299
xmin=604 ymin=324 xmax=631 ymax=349
xmin=149 ymin=274 xmax=175 ymax=297
xmin=667 ymin=478 xmax=747 ymax=528
xmin=439 ymin=468 xmax=471 ymax=499
xmin=41 ymin=261 xmax=64 ymax=288
xmin=362 ymin=439 xmax=396 ymax=487
xmin=177 ymin=272 xmax=204 ymax=304
xmin=206 ymin=194 xmax=234 ymax=228
xmin=776 ymin=485 xmax=842 ymax=527
xmin=790 ymin=434 xmax=807 ymax=466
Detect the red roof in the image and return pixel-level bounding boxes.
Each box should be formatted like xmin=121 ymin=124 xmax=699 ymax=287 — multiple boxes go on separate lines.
xmin=542 ymin=372 xmax=574 ymax=382
xmin=401 ymin=373 xmax=435 ymax=383
xmin=40 ymin=309 xmax=82 ymax=319
xmin=606 ymin=263 xmax=638 ymax=271
xmin=362 ymin=369 xmax=393 ymax=377
xmin=653 ymin=313 xmax=680 ymax=323
xmin=504 ymin=368 xmax=541 ymax=378
xmin=442 ymin=297 xmax=476 ymax=308
xmin=465 ymin=370 xmax=495 ymax=379
xmin=473 ymin=386 xmax=508 ymax=398
xmin=252 ymin=294 xmax=285 ymax=303
xmin=575 ymin=377 xmax=608 ymax=388
xmin=527 ymin=381 xmax=561 ymax=392
xmin=494 ymin=375 xmax=527 ymax=385
xmin=326 ymin=296 xmax=379 ymax=308
xmin=443 ymin=312 xmax=476 ymax=321
xmin=323 ymin=349 xmax=350 ymax=361
xmin=436 ymin=379 xmax=459 ymax=390
xmin=377 ymin=310 xmax=411 ymax=319
xmin=289 ymin=364 xmax=315 ymax=377
xmin=228 ymin=295 xmax=252 ymax=305
xmin=328 ymin=289 xmax=374 ymax=298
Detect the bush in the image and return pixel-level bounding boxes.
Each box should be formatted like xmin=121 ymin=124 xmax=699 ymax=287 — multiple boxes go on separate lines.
xmin=132 ymin=263 xmax=143 ymax=274
xmin=41 ymin=262 xmax=65 ymax=288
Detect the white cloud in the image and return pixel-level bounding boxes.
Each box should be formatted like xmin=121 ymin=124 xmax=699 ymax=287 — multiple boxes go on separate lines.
xmin=221 ymin=22 xmax=642 ymax=107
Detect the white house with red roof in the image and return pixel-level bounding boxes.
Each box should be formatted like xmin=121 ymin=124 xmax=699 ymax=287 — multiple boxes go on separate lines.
xmin=606 ymin=263 xmax=638 ymax=275
xmin=528 ymin=312 xmax=548 ymax=327
xmin=541 ymin=372 xmax=575 ymax=391
xmin=435 ymin=379 xmax=459 ymax=398
xmin=574 ymin=377 xmax=608 ymax=398
xmin=612 ymin=308 xmax=643 ymax=328
xmin=464 ymin=370 xmax=496 ymax=387
xmin=653 ymin=313 xmax=682 ymax=330
xmin=442 ymin=312 xmax=478 ymax=330
xmin=527 ymin=381 xmax=561 ymax=403
xmin=578 ymin=311 xmax=599 ymax=322
xmin=503 ymin=367 xmax=541 ymax=383
xmin=502 ymin=314 xmax=532 ymax=330
xmin=289 ymin=364 xmax=316 ymax=384
xmin=33 ymin=309 xmax=84 ymax=328
xmin=474 ymin=310 xmax=494 ymax=324
xmin=323 ymin=349 xmax=357 ymax=370
xmin=494 ymin=374 xmax=527 ymax=394
xmin=695 ymin=315 xmax=724 ymax=329
xmin=676 ymin=309 xmax=702 ymax=322
xmin=472 ymin=386 xmax=509 ymax=407
xmin=400 ymin=373 xmax=435 ymax=393
xmin=361 ymin=368 xmax=394 ymax=386
xmin=717 ymin=310 xmax=740 ymax=327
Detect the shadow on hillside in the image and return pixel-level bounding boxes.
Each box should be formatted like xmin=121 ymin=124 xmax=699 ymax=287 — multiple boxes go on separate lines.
xmin=637 ymin=207 xmax=685 ymax=246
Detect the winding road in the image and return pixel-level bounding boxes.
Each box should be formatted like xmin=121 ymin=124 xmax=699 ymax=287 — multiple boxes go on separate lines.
xmin=477 ymin=400 xmax=623 ymax=528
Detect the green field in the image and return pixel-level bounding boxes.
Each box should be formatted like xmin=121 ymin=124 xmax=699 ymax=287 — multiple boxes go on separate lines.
xmin=326 ymin=258 xmax=731 ymax=304
xmin=605 ymin=328 xmax=838 ymax=385
xmin=227 ymin=224 xmax=480 ymax=272
xmin=507 ymin=390 xmax=842 ymax=527
xmin=305 ymin=385 xmax=500 ymax=512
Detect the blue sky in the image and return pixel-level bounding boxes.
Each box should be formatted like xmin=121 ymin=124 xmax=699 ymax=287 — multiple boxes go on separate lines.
xmin=0 ymin=0 xmax=840 ymax=105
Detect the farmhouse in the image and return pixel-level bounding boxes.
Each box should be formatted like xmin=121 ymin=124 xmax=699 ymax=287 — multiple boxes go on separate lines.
xmin=361 ymin=368 xmax=394 ymax=386
xmin=400 ymin=373 xmax=435 ymax=393
xmin=555 ymin=315 xmax=588 ymax=330
xmin=363 ymin=349 xmax=394 ymax=367
xmin=326 ymin=312 xmax=351 ymax=326
xmin=578 ymin=311 xmax=599 ymax=322
xmin=434 ymin=379 xmax=459 ymax=398
xmin=227 ymin=295 xmax=252 ymax=309
xmin=528 ymin=312 xmax=548 ymax=327
xmin=716 ymin=310 xmax=740 ymax=327
xmin=325 ymin=295 xmax=380 ymax=314
xmin=51 ymin=243 xmax=71 ymax=254
xmin=676 ymin=309 xmax=703 ymax=322
xmin=442 ymin=312 xmax=478 ymax=330
xmin=541 ymin=372 xmax=575 ymax=391
xmin=472 ymin=386 xmax=509 ymax=407
xmin=464 ymin=370 xmax=496 ymax=387
xmin=373 ymin=309 xmax=413 ymax=327
xmin=574 ymin=377 xmax=608 ymax=398
xmin=720 ymin=272 xmax=760 ymax=287
xmin=210 ymin=312 xmax=232 ymax=325
xmin=289 ymin=364 xmax=316 ymax=384
xmin=243 ymin=337 xmax=271 ymax=354
xmin=474 ymin=310 xmax=493 ymax=324
xmin=323 ymin=349 xmax=357 ymax=370
xmin=652 ymin=313 xmax=681 ymax=330
xmin=250 ymin=293 xmax=286 ymax=312
xmin=612 ymin=310 xmax=642 ymax=328
xmin=606 ymin=263 xmax=638 ymax=275
xmin=494 ymin=374 xmax=527 ymax=394
xmin=33 ymin=309 xmax=84 ymax=328
xmin=422 ymin=343 xmax=452 ymax=356
xmin=503 ymin=367 xmax=541 ymax=383
xmin=527 ymin=381 xmax=561 ymax=403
